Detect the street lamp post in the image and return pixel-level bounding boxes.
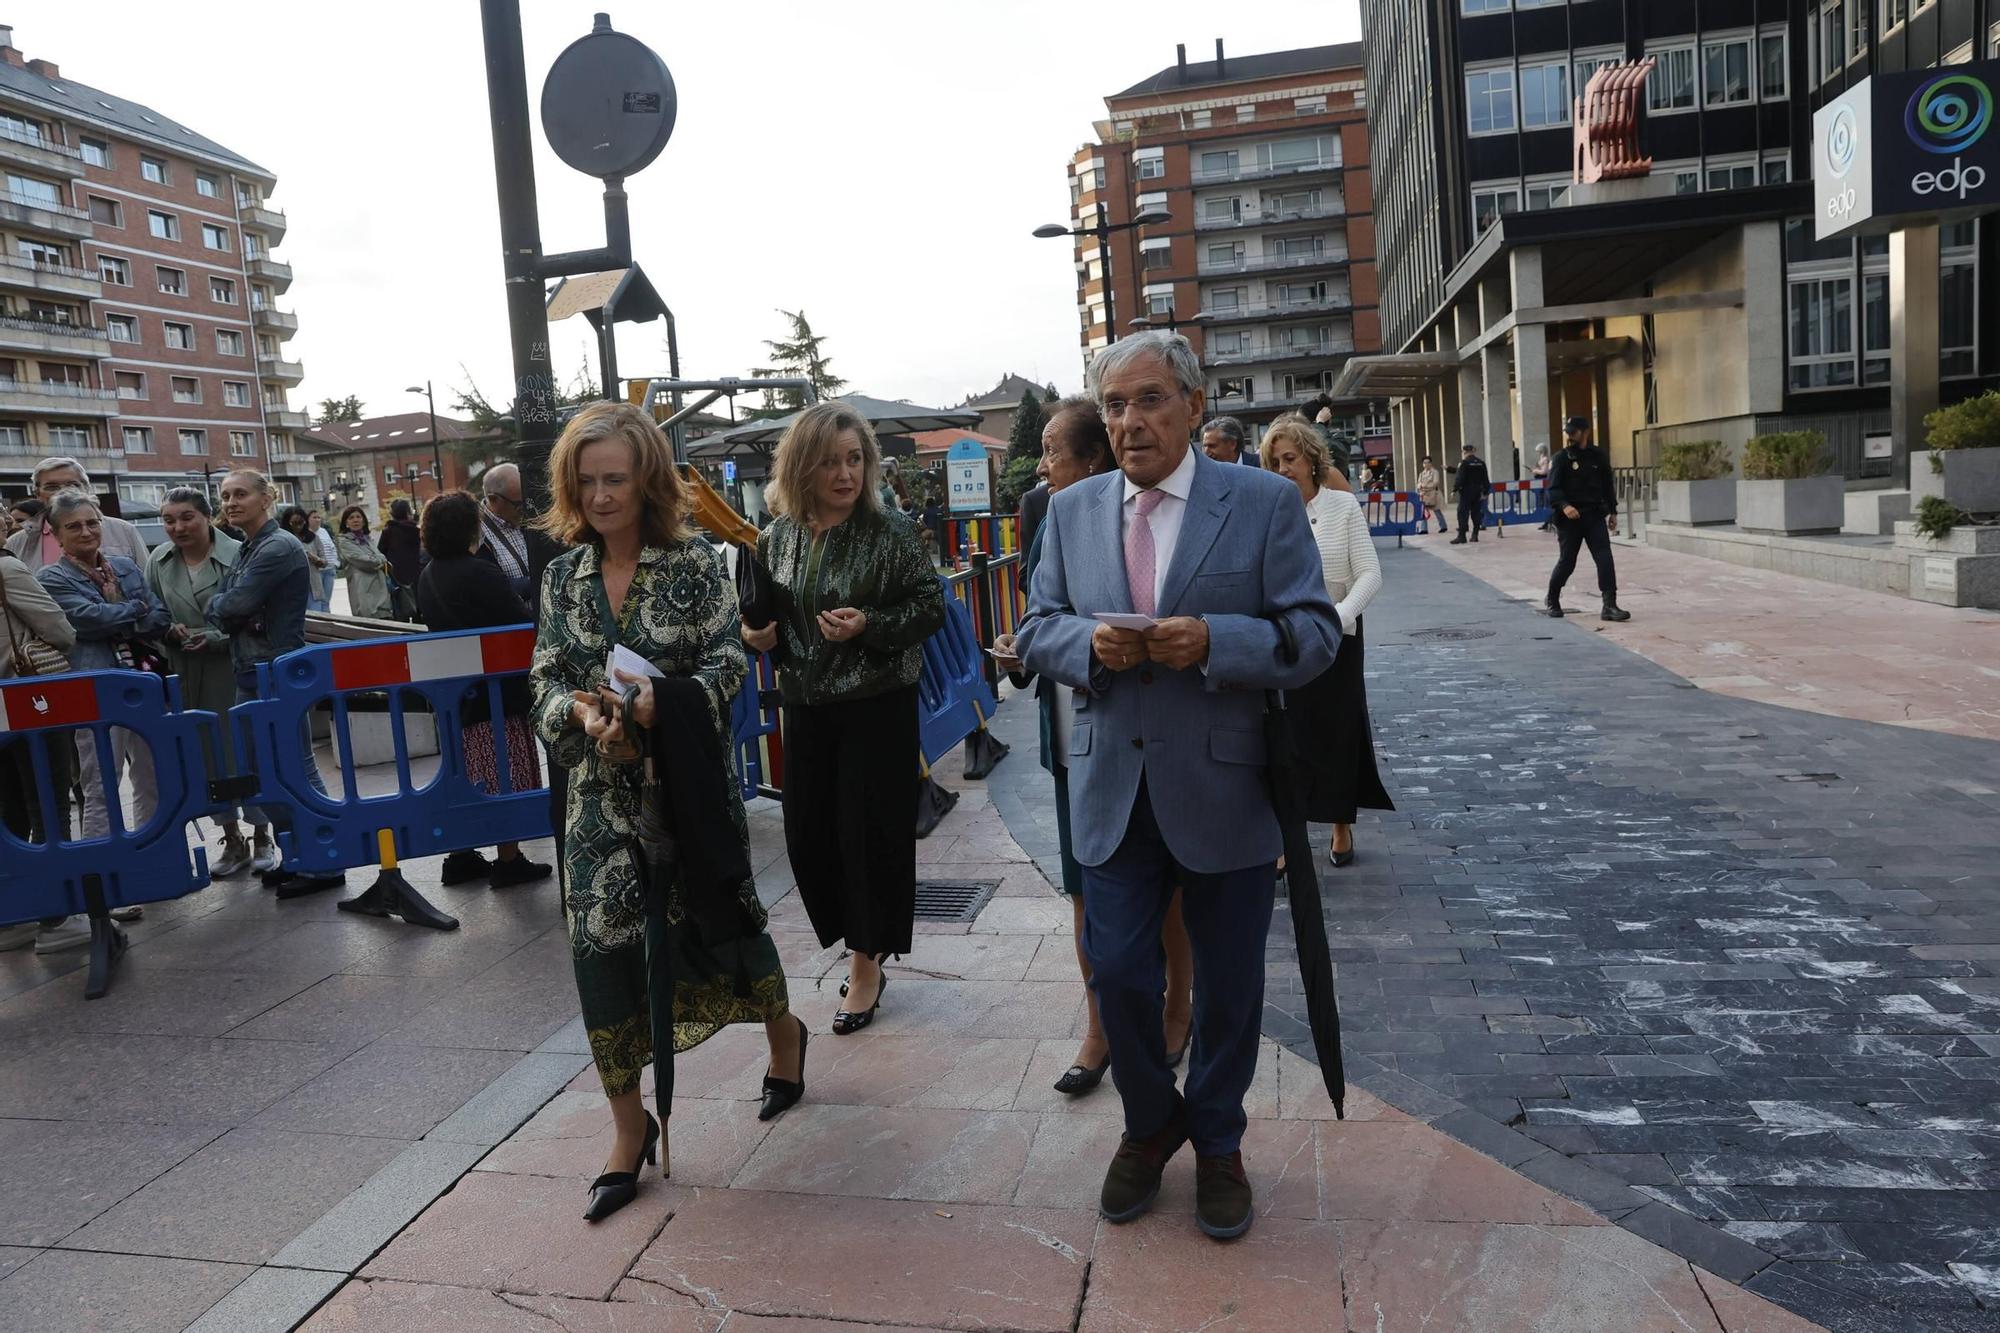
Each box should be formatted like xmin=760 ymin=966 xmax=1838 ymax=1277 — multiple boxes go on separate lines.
xmin=1129 ymin=307 xmax=1210 ymax=335
xmin=1033 ymin=204 xmax=1170 ymax=350
xmin=406 ymin=381 xmax=445 ymax=497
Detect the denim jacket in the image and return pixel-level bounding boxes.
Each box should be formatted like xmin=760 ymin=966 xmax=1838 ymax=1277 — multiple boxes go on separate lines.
xmin=206 ymin=517 xmax=309 ymax=678
xmin=35 ymin=554 xmax=172 ymax=673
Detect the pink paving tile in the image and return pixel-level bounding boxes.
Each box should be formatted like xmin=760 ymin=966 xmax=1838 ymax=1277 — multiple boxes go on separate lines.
xmin=717 ymin=1318 xmax=955 ymax=1333
xmin=1693 ymin=1267 xmax=1831 ymax=1332
xmin=1078 ymin=1213 xmax=1344 ymax=1333
xmin=304 ymin=1278 xmax=724 ymax=1331
xmin=1014 ymin=1111 xmax=1128 ymax=1208
xmin=1275 ymin=1046 xmax=1412 ymax=1121
xmin=1339 ymin=1220 xmax=1726 ymax=1332
xmin=1319 ymin=1121 xmax=1605 ymax=1224
xmin=361 ymin=1171 xmax=680 ymax=1299
xmin=728 ymin=1103 xmax=1036 ymax=1203
xmin=800 ymin=1035 xmax=1036 ymax=1110
xmin=475 ymin=1090 xmax=772 ymax=1188
xmin=626 ymin=1190 xmax=1092 ymax=1332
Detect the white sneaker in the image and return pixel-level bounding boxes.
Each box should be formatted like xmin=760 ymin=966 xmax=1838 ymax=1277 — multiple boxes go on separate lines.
xmin=0 ymin=922 xmax=37 ymax=951
xmin=34 ymin=920 xmax=90 ymax=954
xmin=251 ymin=837 xmax=280 ymax=875
xmin=212 ymin=835 xmax=253 ymax=878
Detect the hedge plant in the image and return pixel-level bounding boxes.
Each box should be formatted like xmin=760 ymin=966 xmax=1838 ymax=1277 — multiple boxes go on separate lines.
xmin=1658 ymin=440 xmax=1732 ymax=482
xmin=1922 ymin=392 xmax=2000 ymax=473
xmin=1741 ymin=431 xmax=1829 ymax=481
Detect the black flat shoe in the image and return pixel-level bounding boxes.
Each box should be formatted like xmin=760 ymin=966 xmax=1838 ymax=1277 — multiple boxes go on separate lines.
xmin=1055 ymin=1054 xmax=1110 ymax=1095
xmin=275 ymin=872 xmax=347 ymax=900
xmin=584 ymin=1111 xmax=659 ymax=1222
xmin=832 ymin=975 xmax=885 ymax=1035
xmin=439 ymin=849 xmax=492 ymax=885
xmin=759 ymin=1016 xmax=809 ymax=1121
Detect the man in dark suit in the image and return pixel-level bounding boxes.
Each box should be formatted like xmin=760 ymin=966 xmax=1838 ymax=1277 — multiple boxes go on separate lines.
xmin=477 ymin=463 xmax=563 ymax=613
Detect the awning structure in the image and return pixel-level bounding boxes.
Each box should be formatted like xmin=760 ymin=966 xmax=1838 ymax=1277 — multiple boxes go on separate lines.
xmin=1330 ymin=352 xmax=1464 ymax=400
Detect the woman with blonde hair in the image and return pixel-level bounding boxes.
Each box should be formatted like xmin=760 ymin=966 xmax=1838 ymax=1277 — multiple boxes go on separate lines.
xmin=530 ymin=401 xmax=803 ymax=1224
xmin=1262 ymin=414 xmax=1393 ymax=867
xmin=742 ymin=401 xmax=944 ymax=1036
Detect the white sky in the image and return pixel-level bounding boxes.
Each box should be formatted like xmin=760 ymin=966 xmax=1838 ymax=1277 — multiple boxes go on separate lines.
xmin=24 ymin=2 xmax=1358 ymax=418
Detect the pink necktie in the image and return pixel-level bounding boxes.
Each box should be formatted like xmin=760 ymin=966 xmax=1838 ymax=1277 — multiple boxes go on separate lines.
xmin=1125 ymin=489 xmax=1165 ymax=616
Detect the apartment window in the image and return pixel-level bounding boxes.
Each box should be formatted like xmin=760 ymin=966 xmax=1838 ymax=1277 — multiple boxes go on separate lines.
xmin=1788 ymin=276 xmax=1856 ymax=390
xmin=1236 ymin=105 xmax=1256 ymax=123
xmin=171 ymin=376 xmax=201 ymax=404
xmin=1277 ymin=280 xmax=1330 ymax=306
xmin=201 ymin=223 xmax=229 ymax=251
xmin=114 ymin=371 xmax=145 ymax=400
xmin=163 ymin=321 xmax=195 ymax=350
xmin=104 ymin=314 xmax=137 ymax=343
xmin=1862 ymin=271 xmax=1891 ymax=384
xmin=1140 ymin=239 xmax=1172 ymax=271
xmin=252 ymin=286 xmax=273 ymax=310
xmin=0 ymin=113 xmax=42 ymax=146
xmin=38 ymin=362 xmax=83 ymax=387
xmin=88 ymin=195 xmax=121 ymax=226
xmin=1819 ymin=2 xmax=1847 ymax=81
xmin=1135 ymin=191 xmax=1167 ymax=214
xmin=223 ymin=380 xmax=250 ymax=407
xmin=216 ymin=329 xmax=244 ymax=356
xmin=1189 ymin=109 xmax=1211 ymax=129
xmin=1648 ymin=45 xmax=1697 ymax=112
xmin=383 ymin=466 xmax=399 ymax=484
xmin=1942 ymin=219 xmax=1979 ymax=378
xmin=1267 ymin=189 xmax=1323 ymax=218
xmin=80 ymin=137 xmax=110 ymax=168
xmin=1146 ymin=291 xmax=1174 ymax=317
xmin=209 ymin=276 xmax=235 ymax=304
xmin=1214 ymin=376 xmax=1250 ymax=401
xmin=1294 ymin=96 xmax=1327 ymax=116
xmin=1206 ymin=241 xmax=1244 ymax=270
xmin=196 ymin=172 xmax=219 ymax=198
xmin=1760 ymin=31 xmax=1788 ymax=100
xmin=1203 ymin=196 xmax=1242 ymax=225
xmin=1706 ymin=158 xmax=1758 ymax=191
xmin=1211 ymin=330 xmax=1249 ymax=355
xmin=1883 ymin=0 xmax=1909 ymax=28
xmin=98 ymin=256 xmax=131 ymax=285
xmin=1465 ymin=66 xmax=1516 ymax=135
xmin=257 ymin=334 xmax=278 ymax=358
xmin=122 ymin=426 xmax=153 ymax=454
xmin=157 ymin=266 xmax=186 ymax=296
xmin=1207 ymin=287 xmax=1244 ymax=312
xmin=1763 ymin=155 xmax=1792 ymax=185
xmin=1849 ymin=0 xmax=1870 ymax=64
xmin=1274 ymin=234 xmax=1326 ymax=261
xmin=1462 ymin=0 xmax=1509 ymax=12
xmin=1519 ymin=61 xmax=1570 ymax=128
xmin=229 ymin=430 xmax=257 ymax=458
xmin=1283 ymin=371 xmax=1331 ymax=397
xmin=5 ymin=173 xmax=60 ymax=207
xmin=48 ymin=424 xmax=91 ymax=451
xmin=140 ymin=155 xmax=168 ymax=185
xmin=148 ymin=210 xmax=179 ymax=241
xmin=0 ymin=424 xmax=23 ymax=448
xmin=1198 ymin=149 xmax=1239 ymax=179
xmin=1472 ymin=183 xmax=1521 ymax=232
xmin=1134 ymin=149 xmax=1164 ymax=180
xmin=1524 ymin=178 xmax=1569 ymax=210
xmin=1703 ymin=35 xmax=1754 ymax=106
xmin=178 ymin=428 xmax=206 ymax=455
xmin=1575 ymin=50 xmax=1624 ymax=95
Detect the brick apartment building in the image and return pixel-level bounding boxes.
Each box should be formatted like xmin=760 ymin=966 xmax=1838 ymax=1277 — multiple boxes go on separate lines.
xmin=1059 ymin=40 xmax=1387 ymax=447
xmin=0 ymin=25 xmax=309 ymax=512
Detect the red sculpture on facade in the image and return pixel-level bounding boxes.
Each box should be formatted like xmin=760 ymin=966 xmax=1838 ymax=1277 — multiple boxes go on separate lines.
xmin=1573 ymin=58 xmax=1656 ymax=183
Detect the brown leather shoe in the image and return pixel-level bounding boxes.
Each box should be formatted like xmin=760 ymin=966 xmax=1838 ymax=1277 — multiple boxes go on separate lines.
xmin=1195 ymin=1151 xmax=1254 ymax=1240
xmin=1100 ymin=1112 xmax=1188 ymax=1222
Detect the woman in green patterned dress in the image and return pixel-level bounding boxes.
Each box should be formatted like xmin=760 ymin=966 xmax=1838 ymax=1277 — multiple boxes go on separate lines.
xmin=531 ymin=402 xmax=805 ymax=1224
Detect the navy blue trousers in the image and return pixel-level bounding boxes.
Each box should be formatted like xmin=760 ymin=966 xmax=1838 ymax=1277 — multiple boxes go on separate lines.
xmin=1081 ymin=783 xmax=1276 ymax=1156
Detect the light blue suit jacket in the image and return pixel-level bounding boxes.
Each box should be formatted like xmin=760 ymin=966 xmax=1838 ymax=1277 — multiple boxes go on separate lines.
xmin=1014 ymin=450 xmax=1339 ymax=873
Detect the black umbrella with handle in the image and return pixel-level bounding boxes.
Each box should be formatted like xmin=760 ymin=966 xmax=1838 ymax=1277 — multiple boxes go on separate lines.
xmin=1264 ymin=619 xmax=1345 ymax=1119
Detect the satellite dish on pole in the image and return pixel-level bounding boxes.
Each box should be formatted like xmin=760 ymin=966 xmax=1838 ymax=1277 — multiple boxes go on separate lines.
xmin=539 ymin=13 xmax=676 ymax=179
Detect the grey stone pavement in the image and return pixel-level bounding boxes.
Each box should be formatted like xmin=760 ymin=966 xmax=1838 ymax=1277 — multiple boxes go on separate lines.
xmin=989 ymin=540 xmax=2000 ymax=1333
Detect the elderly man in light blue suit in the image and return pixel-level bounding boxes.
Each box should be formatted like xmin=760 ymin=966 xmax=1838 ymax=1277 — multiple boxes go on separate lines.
xmin=1015 ymin=332 xmax=1338 ymax=1241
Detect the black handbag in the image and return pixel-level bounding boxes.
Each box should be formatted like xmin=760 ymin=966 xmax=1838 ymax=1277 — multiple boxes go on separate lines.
xmin=734 ymin=542 xmax=776 ymax=631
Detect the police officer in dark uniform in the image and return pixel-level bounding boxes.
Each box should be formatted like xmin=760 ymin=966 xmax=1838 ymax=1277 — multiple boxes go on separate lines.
xmin=1538 ymin=415 xmax=1631 ymax=622
xmin=1450 ymin=443 xmax=1489 ymax=543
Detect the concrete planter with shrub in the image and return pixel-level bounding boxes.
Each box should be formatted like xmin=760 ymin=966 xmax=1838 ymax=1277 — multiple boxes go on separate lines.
xmin=1655 ymin=439 xmax=1735 ymax=525
xmin=1735 ymin=430 xmax=1842 ymax=536
xmin=1918 ymin=392 xmax=2000 ymax=510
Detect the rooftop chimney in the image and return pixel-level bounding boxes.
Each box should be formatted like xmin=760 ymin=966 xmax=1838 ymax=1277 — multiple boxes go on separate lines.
xmin=1215 ymin=38 xmax=1226 ymax=79
xmin=1176 ymin=43 xmax=1186 ymax=79
xmin=26 ymin=57 xmax=58 ymax=79
xmin=0 ymin=26 xmax=23 ymax=68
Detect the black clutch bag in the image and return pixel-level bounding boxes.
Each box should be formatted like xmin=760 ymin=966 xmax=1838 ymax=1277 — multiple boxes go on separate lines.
xmin=735 ymin=542 xmax=775 ymax=631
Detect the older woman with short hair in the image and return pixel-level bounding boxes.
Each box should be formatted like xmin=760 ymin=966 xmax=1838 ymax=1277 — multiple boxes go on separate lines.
xmin=742 ymin=401 xmax=945 ymax=1036
xmin=1262 ymin=414 xmax=1392 ymax=866
xmin=335 ymin=505 xmax=394 ymax=619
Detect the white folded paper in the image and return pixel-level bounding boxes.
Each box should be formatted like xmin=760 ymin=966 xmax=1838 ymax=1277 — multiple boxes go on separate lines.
xmin=606 ymin=643 xmax=665 ymax=683
xmin=1092 ymin=612 xmax=1157 ymax=631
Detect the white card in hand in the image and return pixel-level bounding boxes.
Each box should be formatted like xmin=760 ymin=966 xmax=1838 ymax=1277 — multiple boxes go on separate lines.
xmin=1092 ymin=612 xmax=1157 ymax=631
xmin=606 ymin=644 xmax=665 ymax=683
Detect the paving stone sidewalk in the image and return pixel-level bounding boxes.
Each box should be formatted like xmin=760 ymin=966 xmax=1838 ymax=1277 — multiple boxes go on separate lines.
xmin=283 ymin=759 xmax=1816 ymax=1332
xmin=1230 ymin=541 xmax=2000 ymax=1333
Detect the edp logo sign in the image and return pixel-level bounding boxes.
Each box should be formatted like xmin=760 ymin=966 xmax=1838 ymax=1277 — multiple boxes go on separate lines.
xmin=1815 ymin=63 xmax=2000 ymax=241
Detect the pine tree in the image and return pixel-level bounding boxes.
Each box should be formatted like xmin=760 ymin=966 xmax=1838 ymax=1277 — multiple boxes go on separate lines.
xmin=751 ymin=309 xmax=847 ymax=415
xmin=315 ymin=394 xmax=365 ymax=425
xmin=1007 ymin=389 xmax=1047 ymax=462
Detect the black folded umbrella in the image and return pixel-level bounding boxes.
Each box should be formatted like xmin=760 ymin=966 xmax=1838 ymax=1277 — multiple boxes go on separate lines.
xmin=1264 ymin=655 xmax=1345 ymax=1118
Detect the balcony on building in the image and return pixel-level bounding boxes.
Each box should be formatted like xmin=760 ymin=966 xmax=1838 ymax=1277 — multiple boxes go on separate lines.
xmin=260 ymin=356 xmax=304 ymax=385
xmin=1194 ymin=202 xmax=1346 ymax=233
xmin=1197 ymin=295 xmax=1351 ymax=325
xmin=1196 ymin=246 xmax=1349 ymax=279
xmin=0 ymin=122 xmax=86 ymax=180
xmin=251 ymin=302 xmax=299 ymax=337
xmin=0 ymin=188 xmax=92 ymax=240
xmin=1206 ymin=331 xmax=1357 ymax=369
xmin=0 ymin=312 xmax=112 ymax=358
xmin=1188 ymin=153 xmax=1339 ymax=188
xmin=0 ymin=251 xmax=101 ymax=301
xmin=0 ymin=377 xmax=119 ymax=417
xmin=245 ymin=256 xmax=292 ymax=290
xmin=237 ymin=200 xmax=287 ymax=243
xmin=264 ymin=405 xmax=310 ymax=430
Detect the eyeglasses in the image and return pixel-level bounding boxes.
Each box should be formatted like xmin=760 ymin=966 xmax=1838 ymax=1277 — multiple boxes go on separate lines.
xmin=1101 ymin=391 xmax=1182 ymax=418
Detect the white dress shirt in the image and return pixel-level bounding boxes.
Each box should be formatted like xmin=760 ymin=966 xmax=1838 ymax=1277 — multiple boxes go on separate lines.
xmin=1121 ymin=443 xmax=1198 ymax=609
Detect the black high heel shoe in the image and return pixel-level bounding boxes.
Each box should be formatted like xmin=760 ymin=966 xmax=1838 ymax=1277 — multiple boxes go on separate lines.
xmin=759 ymin=1015 xmax=810 ymax=1121
xmin=832 ymin=973 xmax=886 ymax=1035
xmin=1054 ymin=1053 xmax=1110 ymax=1096
xmin=583 ymin=1110 xmax=659 ymax=1222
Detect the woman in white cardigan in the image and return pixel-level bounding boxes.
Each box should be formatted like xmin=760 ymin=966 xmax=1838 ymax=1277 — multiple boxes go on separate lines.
xmin=1262 ymin=414 xmax=1394 ymax=866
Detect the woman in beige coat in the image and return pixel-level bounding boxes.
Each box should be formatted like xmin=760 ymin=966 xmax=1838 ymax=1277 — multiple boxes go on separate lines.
xmin=1415 ymin=456 xmax=1448 ymax=535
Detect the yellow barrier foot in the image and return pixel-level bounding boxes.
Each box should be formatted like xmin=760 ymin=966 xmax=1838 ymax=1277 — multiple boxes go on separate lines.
xmin=335 ymin=829 xmax=460 ymax=931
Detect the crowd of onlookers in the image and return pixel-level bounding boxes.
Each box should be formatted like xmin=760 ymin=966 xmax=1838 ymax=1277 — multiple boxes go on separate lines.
xmin=0 ymin=456 xmax=562 ymax=955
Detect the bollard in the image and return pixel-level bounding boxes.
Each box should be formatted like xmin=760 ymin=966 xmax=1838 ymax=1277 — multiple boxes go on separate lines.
xmin=338 ymin=827 xmax=460 ymax=930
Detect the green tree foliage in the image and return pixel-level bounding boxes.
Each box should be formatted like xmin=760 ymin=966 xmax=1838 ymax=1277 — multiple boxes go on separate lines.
xmin=997 ymin=456 xmax=1040 ymax=513
xmin=314 ymin=394 xmax=365 ymax=425
xmin=1923 ymin=391 xmax=2000 ymax=466
xmin=1007 ymin=390 xmax=1047 ymax=462
xmin=750 ymin=309 xmax=847 ymax=416
xmin=448 ymin=365 xmax=600 ymax=461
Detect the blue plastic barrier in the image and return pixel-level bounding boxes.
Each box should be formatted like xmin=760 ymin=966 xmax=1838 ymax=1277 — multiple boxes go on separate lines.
xmin=0 ymin=669 xmax=225 ymax=995
xmin=731 ymin=650 xmax=781 ymax=801
xmin=1487 ymin=480 xmax=1551 ymax=533
xmin=1363 ymin=491 xmax=1426 ymax=545
xmin=919 ymin=587 xmax=995 ymax=768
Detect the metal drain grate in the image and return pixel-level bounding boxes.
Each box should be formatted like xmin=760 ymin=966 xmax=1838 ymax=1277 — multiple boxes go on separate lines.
xmin=1409 ymin=627 xmax=1497 ymax=642
xmin=913 ymin=880 xmax=999 ymax=923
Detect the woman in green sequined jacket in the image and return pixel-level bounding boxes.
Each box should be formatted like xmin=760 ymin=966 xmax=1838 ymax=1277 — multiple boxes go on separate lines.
xmin=531 ymin=403 xmax=804 ymax=1223
xmin=743 ymin=401 xmax=944 ymax=1036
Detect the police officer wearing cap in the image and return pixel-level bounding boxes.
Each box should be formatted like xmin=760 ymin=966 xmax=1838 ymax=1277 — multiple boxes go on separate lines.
xmin=1538 ymin=415 xmax=1631 ymax=622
